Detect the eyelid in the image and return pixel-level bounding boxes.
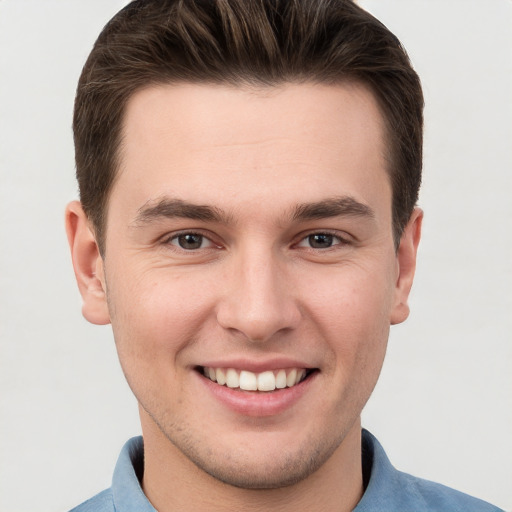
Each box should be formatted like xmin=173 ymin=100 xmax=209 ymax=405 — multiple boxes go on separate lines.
xmin=159 ymin=228 xmax=352 ymax=252
xmin=294 ymin=230 xmax=351 ymax=248
xmin=163 ymin=229 xmax=222 ymax=250
xmin=170 ymin=234 xmax=213 ymax=250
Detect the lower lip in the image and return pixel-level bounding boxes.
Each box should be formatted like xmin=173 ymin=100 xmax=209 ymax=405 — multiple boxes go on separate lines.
xmin=197 ymin=371 xmax=317 ymax=417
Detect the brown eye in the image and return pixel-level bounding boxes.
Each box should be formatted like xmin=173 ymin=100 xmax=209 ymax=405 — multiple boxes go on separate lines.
xmin=296 ymin=232 xmax=346 ymax=250
xmin=171 ymin=233 xmax=208 ymax=250
xmin=308 ymin=233 xmax=334 ymax=248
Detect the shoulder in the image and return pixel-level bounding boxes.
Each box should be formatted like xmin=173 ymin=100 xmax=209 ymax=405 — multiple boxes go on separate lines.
xmin=68 ymin=436 xmax=153 ymax=512
xmin=356 ymin=430 xmax=505 ymax=512
xmin=391 ymin=469 xmax=504 ymax=512
xmin=68 ymin=488 xmax=114 ymax=512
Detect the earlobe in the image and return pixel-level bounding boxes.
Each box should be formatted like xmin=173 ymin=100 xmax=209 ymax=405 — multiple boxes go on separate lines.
xmin=390 ymin=207 xmax=423 ymax=325
xmin=65 ymin=201 xmax=111 ymax=325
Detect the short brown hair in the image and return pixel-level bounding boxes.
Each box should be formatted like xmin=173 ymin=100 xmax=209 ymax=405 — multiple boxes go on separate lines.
xmin=74 ymin=0 xmax=423 ymax=253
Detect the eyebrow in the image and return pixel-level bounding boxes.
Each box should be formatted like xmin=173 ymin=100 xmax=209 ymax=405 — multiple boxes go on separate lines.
xmin=291 ymin=196 xmax=375 ymax=221
xmin=132 ymin=195 xmax=374 ymax=227
xmin=132 ymin=197 xmax=231 ymax=226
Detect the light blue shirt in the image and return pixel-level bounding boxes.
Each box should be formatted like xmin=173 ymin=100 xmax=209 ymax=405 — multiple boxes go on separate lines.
xmin=70 ymin=430 xmax=504 ymax=511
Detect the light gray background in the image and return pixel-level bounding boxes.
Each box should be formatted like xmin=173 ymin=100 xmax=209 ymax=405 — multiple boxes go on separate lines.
xmin=0 ymin=1 xmax=511 ymax=511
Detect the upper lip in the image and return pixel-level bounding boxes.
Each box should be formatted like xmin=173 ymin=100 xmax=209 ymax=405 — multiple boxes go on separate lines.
xmin=196 ymin=357 xmax=315 ymax=373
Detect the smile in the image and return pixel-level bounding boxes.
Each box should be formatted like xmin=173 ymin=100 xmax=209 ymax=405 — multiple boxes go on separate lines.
xmin=200 ymin=367 xmax=312 ymax=392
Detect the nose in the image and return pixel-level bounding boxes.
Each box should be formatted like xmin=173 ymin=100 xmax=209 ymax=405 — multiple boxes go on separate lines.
xmin=216 ymin=247 xmax=301 ymax=343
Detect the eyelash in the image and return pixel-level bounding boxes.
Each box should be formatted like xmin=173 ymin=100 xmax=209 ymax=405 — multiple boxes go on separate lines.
xmin=165 ymin=231 xmax=218 ymax=251
xmin=295 ymin=231 xmax=350 ymax=250
xmin=163 ymin=230 xmax=350 ymax=252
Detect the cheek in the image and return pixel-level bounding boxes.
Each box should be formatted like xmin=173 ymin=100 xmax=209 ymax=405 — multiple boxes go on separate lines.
xmin=303 ymin=261 xmax=394 ymax=374
xmin=106 ymin=268 xmax=215 ymax=372
xmin=105 ymin=271 xmax=217 ymax=416
xmin=304 ymin=258 xmax=396 ymax=328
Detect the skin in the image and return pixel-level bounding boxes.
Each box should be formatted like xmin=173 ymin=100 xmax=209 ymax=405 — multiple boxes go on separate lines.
xmin=66 ymin=82 xmax=422 ymax=512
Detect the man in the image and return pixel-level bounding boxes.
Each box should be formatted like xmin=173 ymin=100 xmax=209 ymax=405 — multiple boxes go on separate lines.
xmin=65 ymin=1 xmax=504 ymax=511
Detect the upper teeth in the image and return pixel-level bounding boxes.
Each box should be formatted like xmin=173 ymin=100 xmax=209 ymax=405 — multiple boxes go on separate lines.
xmin=203 ymin=367 xmax=307 ymax=392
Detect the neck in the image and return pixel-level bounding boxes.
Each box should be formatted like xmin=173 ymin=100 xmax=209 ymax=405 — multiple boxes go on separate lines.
xmin=140 ymin=413 xmax=364 ymax=512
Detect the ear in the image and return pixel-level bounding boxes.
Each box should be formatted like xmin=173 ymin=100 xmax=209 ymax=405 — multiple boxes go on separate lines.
xmin=390 ymin=207 xmax=423 ymax=325
xmin=65 ymin=201 xmax=110 ymax=325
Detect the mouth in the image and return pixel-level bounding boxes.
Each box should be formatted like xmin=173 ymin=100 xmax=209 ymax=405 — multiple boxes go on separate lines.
xmin=197 ymin=366 xmax=317 ymax=392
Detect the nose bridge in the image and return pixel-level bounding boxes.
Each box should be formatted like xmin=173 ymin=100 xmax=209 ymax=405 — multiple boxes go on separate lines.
xmin=216 ymin=243 xmax=300 ymax=342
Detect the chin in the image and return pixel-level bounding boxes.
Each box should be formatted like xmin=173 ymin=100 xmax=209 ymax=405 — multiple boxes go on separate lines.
xmin=162 ymin=425 xmax=345 ymax=490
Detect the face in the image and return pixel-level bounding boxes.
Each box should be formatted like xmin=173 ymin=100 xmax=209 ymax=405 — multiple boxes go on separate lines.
xmin=68 ymin=82 xmax=420 ymax=489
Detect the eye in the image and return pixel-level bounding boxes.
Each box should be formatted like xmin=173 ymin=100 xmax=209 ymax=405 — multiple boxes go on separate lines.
xmin=169 ymin=233 xmax=214 ymax=250
xmin=296 ymin=232 xmax=345 ymax=249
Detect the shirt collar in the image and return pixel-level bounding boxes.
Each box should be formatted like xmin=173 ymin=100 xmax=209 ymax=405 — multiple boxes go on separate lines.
xmin=112 ymin=430 xmax=394 ymax=511
xmin=355 ymin=429 xmax=414 ymax=511
xmin=112 ymin=436 xmax=156 ymax=512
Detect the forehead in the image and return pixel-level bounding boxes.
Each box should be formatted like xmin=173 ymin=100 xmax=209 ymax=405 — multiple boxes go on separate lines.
xmin=111 ymin=81 xmax=390 ymax=225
